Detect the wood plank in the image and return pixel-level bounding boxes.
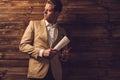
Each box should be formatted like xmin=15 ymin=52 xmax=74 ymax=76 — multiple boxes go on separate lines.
xmin=0 ymin=67 xmax=27 ymax=75
xmin=70 ymin=26 xmax=108 ymax=37
xmin=0 ymin=0 xmax=45 ymax=7
xmin=0 ymin=60 xmax=28 ymax=67
xmin=0 ymin=52 xmax=29 ymax=60
xmin=4 ymin=75 xmax=27 ymax=80
xmin=0 ymin=44 xmax=19 ymax=52
xmin=0 ymin=6 xmax=44 ymax=14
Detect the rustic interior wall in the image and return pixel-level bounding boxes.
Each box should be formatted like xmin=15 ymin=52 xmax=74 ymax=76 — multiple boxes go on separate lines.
xmin=0 ymin=0 xmax=120 ymax=80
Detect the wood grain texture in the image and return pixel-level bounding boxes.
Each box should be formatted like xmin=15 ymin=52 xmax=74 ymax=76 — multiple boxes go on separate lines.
xmin=0 ymin=0 xmax=120 ymax=80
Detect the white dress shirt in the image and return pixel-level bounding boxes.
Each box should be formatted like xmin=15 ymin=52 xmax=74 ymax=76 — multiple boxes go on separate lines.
xmin=39 ymin=20 xmax=58 ymax=57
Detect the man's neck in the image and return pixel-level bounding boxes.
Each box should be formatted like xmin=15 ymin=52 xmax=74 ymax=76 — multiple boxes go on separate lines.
xmin=47 ymin=20 xmax=57 ymax=25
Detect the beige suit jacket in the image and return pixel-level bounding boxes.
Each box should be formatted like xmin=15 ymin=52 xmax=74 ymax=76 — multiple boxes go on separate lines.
xmin=19 ymin=20 xmax=66 ymax=80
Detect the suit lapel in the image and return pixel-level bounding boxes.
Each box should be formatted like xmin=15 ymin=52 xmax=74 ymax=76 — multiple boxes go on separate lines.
xmin=40 ymin=20 xmax=49 ymax=43
xmin=51 ymin=26 xmax=65 ymax=48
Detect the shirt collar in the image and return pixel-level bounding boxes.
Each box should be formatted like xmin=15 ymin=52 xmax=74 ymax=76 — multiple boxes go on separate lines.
xmin=45 ymin=20 xmax=57 ymax=28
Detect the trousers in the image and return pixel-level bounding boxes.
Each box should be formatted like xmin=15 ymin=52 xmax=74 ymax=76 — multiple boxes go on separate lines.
xmin=28 ymin=66 xmax=55 ymax=80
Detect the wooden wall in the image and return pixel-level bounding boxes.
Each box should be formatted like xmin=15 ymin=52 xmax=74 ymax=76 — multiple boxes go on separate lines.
xmin=0 ymin=0 xmax=120 ymax=80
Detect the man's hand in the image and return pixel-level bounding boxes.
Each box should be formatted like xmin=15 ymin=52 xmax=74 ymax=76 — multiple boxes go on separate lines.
xmin=43 ymin=48 xmax=58 ymax=58
xmin=60 ymin=47 xmax=71 ymax=62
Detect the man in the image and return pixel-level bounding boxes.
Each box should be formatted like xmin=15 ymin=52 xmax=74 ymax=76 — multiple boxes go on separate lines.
xmin=19 ymin=0 xmax=70 ymax=80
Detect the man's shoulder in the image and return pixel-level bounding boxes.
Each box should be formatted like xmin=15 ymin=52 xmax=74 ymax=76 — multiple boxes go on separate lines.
xmin=57 ymin=23 xmax=65 ymax=30
xmin=28 ymin=20 xmax=45 ymax=26
xmin=30 ymin=19 xmax=44 ymax=23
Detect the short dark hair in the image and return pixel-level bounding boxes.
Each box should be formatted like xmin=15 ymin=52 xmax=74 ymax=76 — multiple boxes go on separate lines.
xmin=47 ymin=0 xmax=63 ymax=12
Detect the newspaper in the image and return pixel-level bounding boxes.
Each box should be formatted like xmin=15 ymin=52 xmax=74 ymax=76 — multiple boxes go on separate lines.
xmin=54 ymin=36 xmax=70 ymax=51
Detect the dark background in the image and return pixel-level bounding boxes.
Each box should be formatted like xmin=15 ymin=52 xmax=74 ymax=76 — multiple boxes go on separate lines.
xmin=0 ymin=0 xmax=120 ymax=80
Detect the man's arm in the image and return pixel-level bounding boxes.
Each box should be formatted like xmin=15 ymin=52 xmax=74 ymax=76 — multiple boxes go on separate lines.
xmin=19 ymin=21 xmax=41 ymax=59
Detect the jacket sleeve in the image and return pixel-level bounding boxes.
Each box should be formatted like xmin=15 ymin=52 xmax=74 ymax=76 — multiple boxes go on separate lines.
xmin=19 ymin=21 xmax=41 ymax=59
xmin=59 ymin=27 xmax=71 ymax=62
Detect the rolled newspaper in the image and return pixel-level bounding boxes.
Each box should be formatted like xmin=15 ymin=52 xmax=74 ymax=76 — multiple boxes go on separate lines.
xmin=54 ymin=36 xmax=70 ymax=51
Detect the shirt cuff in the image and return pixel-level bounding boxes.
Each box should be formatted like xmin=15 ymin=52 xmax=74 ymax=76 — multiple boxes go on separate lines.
xmin=39 ymin=49 xmax=44 ymax=57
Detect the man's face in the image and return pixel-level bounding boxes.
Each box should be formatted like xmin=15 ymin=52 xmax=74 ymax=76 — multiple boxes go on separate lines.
xmin=43 ymin=3 xmax=59 ymax=23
